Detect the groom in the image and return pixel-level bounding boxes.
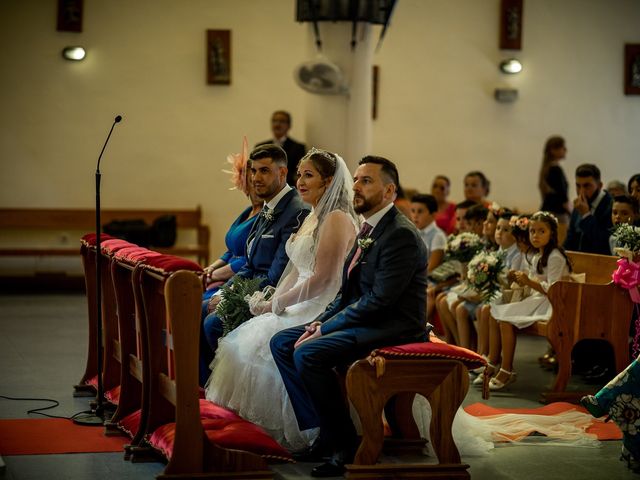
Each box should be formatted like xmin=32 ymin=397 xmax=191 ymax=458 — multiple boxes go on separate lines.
xmin=270 ymin=156 xmax=429 ymax=477
xmin=200 ymin=144 xmax=309 ymax=384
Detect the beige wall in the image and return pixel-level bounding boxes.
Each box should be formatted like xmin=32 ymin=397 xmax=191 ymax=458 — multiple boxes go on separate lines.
xmin=1 ymin=0 xmax=639 ymax=262
xmin=373 ymin=0 xmax=640 ymax=211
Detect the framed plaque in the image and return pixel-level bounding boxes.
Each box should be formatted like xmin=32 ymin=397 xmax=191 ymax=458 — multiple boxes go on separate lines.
xmin=206 ymin=30 xmax=231 ymax=85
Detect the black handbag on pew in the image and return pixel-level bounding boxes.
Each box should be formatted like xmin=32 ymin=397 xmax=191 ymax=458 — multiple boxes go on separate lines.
xmin=103 ymin=215 xmax=176 ymax=248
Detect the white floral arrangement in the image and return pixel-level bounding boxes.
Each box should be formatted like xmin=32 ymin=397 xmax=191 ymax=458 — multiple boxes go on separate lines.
xmin=466 ymin=250 xmax=506 ymax=303
xmin=357 ymin=237 xmax=374 ymax=250
xmin=612 ymin=223 xmax=640 ymax=260
xmin=444 ymin=232 xmax=484 ymax=263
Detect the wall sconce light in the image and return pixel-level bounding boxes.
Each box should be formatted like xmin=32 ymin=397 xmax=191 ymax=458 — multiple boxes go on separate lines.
xmin=62 ymin=46 xmax=86 ymax=61
xmin=499 ymin=58 xmax=522 ymax=74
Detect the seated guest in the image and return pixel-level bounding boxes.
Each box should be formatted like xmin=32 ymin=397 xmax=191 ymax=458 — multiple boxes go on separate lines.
xmin=464 ymin=170 xmax=491 ymax=206
xmin=564 ymin=163 xmax=613 ymax=255
xmin=256 ymin=110 xmax=306 ymax=186
xmin=270 ymin=156 xmax=430 ymax=476
xmin=606 ymin=180 xmax=628 ymax=198
xmin=629 ymin=174 xmax=640 ymax=210
xmin=609 ymin=195 xmax=640 ymax=254
xmin=410 ymin=193 xmax=446 ymax=273
xmin=431 ymin=175 xmax=456 ymax=234
xmin=201 ymin=145 xmax=262 ymax=314
xmin=199 ymin=144 xmax=310 ymax=385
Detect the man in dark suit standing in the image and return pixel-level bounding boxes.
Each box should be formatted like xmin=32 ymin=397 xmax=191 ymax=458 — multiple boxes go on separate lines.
xmin=270 ymin=156 xmax=429 ymax=477
xmin=564 ymin=163 xmax=613 ymax=255
xmin=256 ymin=110 xmax=306 ymax=186
xmin=200 ymin=144 xmax=309 ymax=384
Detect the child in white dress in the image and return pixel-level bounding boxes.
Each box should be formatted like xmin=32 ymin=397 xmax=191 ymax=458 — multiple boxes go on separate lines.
xmin=488 ymin=211 xmax=571 ymax=390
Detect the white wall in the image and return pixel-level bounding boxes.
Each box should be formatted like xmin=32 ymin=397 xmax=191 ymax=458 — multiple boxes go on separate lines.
xmin=1 ymin=0 xmax=639 ymax=261
xmin=372 ymin=0 xmax=640 ymax=212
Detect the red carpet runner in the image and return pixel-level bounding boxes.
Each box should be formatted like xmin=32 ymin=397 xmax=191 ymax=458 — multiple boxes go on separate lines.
xmin=0 ymin=418 xmax=128 ymax=455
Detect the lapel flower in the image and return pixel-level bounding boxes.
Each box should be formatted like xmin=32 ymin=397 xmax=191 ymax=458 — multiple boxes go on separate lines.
xmin=357 ymin=237 xmax=374 ymax=250
xmin=261 ymin=208 xmax=275 ymax=223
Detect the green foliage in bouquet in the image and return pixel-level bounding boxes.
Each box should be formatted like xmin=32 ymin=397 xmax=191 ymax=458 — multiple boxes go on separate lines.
xmin=217 ymin=276 xmax=266 ymax=336
xmin=466 ymin=250 xmax=506 ymax=303
xmin=444 ymin=232 xmax=484 ymax=263
xmin=612 ymin=223 xmax=640 ymax=257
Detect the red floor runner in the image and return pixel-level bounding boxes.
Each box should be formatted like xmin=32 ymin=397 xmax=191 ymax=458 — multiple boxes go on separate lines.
xmin=0 ymin=418 xmax=128 ymax=455
xmin=464 ymin=401 xmax=622 ymax=440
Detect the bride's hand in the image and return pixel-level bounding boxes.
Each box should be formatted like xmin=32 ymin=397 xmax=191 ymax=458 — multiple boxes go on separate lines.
xmin=250 ymin=300 xmax=272 ymax=316
xmin=294 ymin=321 xmax=322 ymax=349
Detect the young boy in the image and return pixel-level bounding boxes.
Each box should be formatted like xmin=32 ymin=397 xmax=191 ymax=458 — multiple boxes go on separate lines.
xmin=609 ymin=195 xmax=640 ymax=254
xmin=411 ymin=194 xmax=447 ymax=273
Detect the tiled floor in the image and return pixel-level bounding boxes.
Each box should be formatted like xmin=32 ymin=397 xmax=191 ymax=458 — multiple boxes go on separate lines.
xmin=0 ymin=293 xmax=635 ymax=479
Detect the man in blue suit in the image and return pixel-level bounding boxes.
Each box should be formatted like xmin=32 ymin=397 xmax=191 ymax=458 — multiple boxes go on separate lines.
xmin=200 ymin=144 xmax=310 ymax=384
xmin=270 ymin=156 xmax=430 ymax=477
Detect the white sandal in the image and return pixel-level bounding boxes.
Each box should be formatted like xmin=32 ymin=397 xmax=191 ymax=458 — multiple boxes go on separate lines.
xmin=472 ymin=361 xmax=498 ymax=386
xmin=488 ymin=368 xmax=517 ymax=391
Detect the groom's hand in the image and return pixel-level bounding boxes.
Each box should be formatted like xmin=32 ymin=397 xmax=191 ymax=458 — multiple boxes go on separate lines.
xmin=207 ymin=295 xmax=221 ymax=313
xmin=294 ymin=321 xmax=322 ymax=349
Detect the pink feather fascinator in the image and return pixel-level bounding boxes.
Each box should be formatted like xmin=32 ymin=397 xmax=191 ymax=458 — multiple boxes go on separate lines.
xmin=222 ymin=136 xmax=250 ymax=195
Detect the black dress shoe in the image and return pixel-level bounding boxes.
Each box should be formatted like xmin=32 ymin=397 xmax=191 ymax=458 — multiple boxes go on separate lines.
xmin=292 ymin=439 xmax=331 ymax=462
xmin=310 ymin=459 xmax=346 ymax=478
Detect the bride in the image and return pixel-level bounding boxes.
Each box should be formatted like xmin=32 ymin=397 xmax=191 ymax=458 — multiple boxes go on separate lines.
xmin=205 ymin=147 xmax=358 ymax=450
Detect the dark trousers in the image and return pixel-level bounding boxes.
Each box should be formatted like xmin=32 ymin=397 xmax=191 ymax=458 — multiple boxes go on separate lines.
xmin=199 ymin=312 xmax=224 ymax=386
xmin=270 ymin=325 xmax=372 ymax=450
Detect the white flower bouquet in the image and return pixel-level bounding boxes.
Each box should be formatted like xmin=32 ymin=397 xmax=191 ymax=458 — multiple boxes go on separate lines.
xmin=466 ymin=250 xmax=506 ymax=303
xmin=444 ymin=232 xmax=484 ymax=263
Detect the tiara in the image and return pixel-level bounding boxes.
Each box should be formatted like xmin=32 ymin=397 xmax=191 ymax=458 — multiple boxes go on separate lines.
xmin=303 ymin=147 xmax=336 ymax=166
xmin=531 ymin=211 xmax=559 ymax=225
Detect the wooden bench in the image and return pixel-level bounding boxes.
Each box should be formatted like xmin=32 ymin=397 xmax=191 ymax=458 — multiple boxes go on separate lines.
xmin=523 ymin=251 xmax=634 ymax=403
xmin=0 ymin=207 xmax=210 ymax=287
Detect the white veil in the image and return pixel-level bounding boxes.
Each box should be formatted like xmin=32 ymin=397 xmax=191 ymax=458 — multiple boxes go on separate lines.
xmin=249 ymin=148 xmax=359 ymax=315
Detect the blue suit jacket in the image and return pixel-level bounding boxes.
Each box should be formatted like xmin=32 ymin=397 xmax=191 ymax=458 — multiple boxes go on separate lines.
xmin=234 ymin=188 xmax=310 ymax=288
xmin=318 ymin=206 xmax=429 ymax=345
xmin=564 ymin=190 xmax=613 ymax=255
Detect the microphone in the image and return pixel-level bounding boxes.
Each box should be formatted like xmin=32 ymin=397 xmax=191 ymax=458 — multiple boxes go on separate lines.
xmin=96 ymin=115 xmax=123 ymax=172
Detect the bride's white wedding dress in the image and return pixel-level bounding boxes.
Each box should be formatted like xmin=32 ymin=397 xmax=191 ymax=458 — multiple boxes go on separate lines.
xmin=205 ymin=230 xmax=341 ymax=450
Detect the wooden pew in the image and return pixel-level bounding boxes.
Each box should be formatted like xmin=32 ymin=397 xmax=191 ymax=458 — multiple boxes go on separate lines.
xmin=137 ymin=258 xmax=280 ymax=478
xmin=524 ymin=251 xmax=634 ymax=403
xmin=0 ymin=207 xmax=210 ymax=289
xmin=345 ymin=339 xmax=486 ymax=479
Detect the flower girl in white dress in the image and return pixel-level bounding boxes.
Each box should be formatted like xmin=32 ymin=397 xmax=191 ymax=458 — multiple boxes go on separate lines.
xmin=205 ymin=148 xmax=358 ymax=450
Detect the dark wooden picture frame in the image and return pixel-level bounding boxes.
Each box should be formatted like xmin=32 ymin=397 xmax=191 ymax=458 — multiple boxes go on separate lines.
xmin=624 ymin=44 xmax=640 ymax=95
xmin=499 ymin=0 xmax=523 ymax=50
xmin=206 ymin=30 xmax=231 ymax=85
xmin=57 ymin=0 xmax=83 ymax=33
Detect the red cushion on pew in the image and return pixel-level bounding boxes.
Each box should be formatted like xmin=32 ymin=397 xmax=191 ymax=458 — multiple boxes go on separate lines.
xmin=148 ymin=418 xmax=292 ymax=462
xmin=118 ymin=409 xmax=141 ymax=438
xmin=86 ymin=374 xmax=98 ymax=388
xmin=371 ymin=338 xmax=486 ymax=370
xmin=104 ymin=385 xmax=121 ymax=405
xmin=101 ymin=239 xmax=136 ymax=254
xmin=114 ymin=246 xmax=162 ymax=264
xmin=199 ymin=399 xmax=243 ymax=421
xmin=81 ymin=233 xmax=115 ymax=247
xmin=143 ymin=254 xmax=203 ymax=274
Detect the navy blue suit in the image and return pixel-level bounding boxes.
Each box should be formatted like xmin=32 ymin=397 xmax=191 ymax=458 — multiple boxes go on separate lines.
xmin=270 ymin=206 xmax=429 ymax=450
xmin=200 ymin=188 xmax=309 ymax=384
xmin=564 ymin=190 xmax=613 ymax=255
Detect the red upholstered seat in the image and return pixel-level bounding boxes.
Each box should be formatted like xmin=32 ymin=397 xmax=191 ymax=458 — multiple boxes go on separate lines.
xmin=118 ymin=409 xmax=141 ymax=439
xmin=199 ymin=399 xmax=243 ymax=421
xmin=113 ymin=246 xmax=161 ymax=265
xmin=149 ymin=417 xmax=292 ymax=463
xmin=104 ymin=385 xmax=121 ymax=405
xmin=143 ymin=254 xmax=203 ymax=274
xmin=370 ymin=337 xmax=486 ymax=370
xmin=101 ymin=239 xmax=136 ymax=254
xmin=81 ymin=232 xmax=115 ymax=247
xmin=86 ymin=374 xmax=98 ymax=388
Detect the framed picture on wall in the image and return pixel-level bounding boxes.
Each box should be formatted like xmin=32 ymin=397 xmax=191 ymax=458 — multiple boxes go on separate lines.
xmin=624 ymin=44 xmax=640 ymax=95
xmin=57 ymin=0 xmax=83 ymax=32
xmin=206 ymin=30 xmax=231 ymax=85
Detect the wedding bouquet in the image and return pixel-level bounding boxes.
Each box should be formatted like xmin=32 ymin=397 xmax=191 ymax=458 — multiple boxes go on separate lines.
xmin=217 ymin=277 xmax=268 ymax=336
xmin=466 ymin=250 xmax=506 ymax=303
xmin=444 ymin=232 xmax=484 ymax=263
xmin=612 ymin=223 xmax=640 ymax=260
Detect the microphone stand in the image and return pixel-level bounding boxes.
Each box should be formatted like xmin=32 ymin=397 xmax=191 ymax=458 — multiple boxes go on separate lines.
xmin=74 ymin=115 xmax=122 ymax=426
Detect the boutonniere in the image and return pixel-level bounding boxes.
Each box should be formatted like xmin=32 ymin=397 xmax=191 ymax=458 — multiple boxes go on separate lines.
xmin=357 ymin=237 xmax=374 ymax=250
xmin=261 ymin=209 xmax=275 ymax=222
